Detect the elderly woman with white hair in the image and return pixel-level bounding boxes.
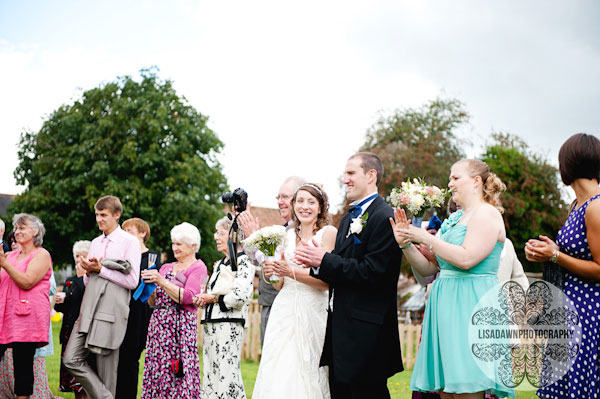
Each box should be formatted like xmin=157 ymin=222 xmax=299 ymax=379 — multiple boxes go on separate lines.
xmin=194 ymin=215 xmax=254 ymax=399
xmin=140 ymin=222 xmax=207 ymax=399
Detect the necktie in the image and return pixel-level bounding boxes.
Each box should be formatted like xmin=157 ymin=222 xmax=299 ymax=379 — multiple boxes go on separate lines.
xmin=348 ymin=193 xmax=378 ymax=218
xmin=349 ymin=205 xmax=362 ymax=218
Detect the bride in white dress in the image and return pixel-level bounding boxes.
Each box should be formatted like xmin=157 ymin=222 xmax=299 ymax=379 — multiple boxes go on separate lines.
xmin=252 ymin=183 xmax=337 ymax=399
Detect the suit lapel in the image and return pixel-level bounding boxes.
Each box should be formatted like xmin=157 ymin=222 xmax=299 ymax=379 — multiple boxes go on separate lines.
xmin=334 ymin=214 xmax=352 ymax=254
xmin=336 ymin=196 xmax=384 ymax=254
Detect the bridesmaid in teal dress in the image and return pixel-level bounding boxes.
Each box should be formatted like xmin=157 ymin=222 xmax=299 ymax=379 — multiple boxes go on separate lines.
xmin=391 ymin=159 xmax=515 ymax=399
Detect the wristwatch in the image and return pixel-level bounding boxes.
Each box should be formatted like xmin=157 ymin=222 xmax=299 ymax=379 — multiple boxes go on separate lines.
xmin=550 ymin=250 xmax=560 ymax=263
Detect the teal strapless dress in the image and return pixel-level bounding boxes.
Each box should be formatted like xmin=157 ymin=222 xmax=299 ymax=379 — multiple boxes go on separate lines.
xmin=410 ymin=210 xmax=515 ymax=397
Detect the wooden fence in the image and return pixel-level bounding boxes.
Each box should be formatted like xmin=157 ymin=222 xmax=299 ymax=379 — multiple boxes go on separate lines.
xmin=198 ymin=299 xmax=422 ymax=368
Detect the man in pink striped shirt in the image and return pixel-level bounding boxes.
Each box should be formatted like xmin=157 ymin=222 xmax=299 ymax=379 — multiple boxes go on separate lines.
xmin=83 ymin=197 xmax=141 ymax=289
xmin=64 ymin=195 xmax=141 ymax=399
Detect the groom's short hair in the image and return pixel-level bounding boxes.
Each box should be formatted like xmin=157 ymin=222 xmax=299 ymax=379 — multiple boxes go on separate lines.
xmin=349 ymin=152 xmax=384 ymax=186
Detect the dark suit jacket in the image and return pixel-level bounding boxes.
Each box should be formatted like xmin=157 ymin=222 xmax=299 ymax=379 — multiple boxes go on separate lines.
xmin=121 ymin=249 xmax=162 ymax=353
xmin=55 ymin=275 xmax=86 ymax=346
xmin=312 ymin=195 xmax=404 ymax=383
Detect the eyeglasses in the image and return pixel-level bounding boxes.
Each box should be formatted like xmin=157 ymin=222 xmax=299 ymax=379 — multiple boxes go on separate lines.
xmin=276 ymin=194 xmax=292 ymax=201
xmin=214 ymin=230 xmax=228 ymax=237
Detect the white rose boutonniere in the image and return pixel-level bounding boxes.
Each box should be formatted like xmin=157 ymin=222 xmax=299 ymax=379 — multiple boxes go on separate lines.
xmin=347 ymin=212 xmax=369 ymax=238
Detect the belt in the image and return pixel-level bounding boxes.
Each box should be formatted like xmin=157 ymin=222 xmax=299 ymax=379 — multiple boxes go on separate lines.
xmin=150 ymin=305 xmax=179 ymax=310
xmin=439 ymin=269 xmax=497 ymax=278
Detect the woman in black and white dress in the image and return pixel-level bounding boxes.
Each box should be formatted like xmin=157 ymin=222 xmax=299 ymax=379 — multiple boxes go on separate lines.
xmin=194 ymin=216 xmax=255 ymax=399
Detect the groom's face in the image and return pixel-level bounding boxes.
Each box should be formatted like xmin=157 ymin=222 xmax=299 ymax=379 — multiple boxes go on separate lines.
xmin=344 ymin=158 xmax=369 ymax=202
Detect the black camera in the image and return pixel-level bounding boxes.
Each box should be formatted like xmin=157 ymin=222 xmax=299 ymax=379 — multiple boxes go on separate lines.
xmin=221 ymin=188 xmax=248 ymax=212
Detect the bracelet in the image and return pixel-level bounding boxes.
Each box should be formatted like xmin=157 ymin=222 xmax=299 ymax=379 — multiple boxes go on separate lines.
xmin=261 ymin=270 xmax=271 ymax=285
xmin=550 ymin=250 xmax=560 ymax=263
xmin=400 ymin=242 xmax=412 ymax=250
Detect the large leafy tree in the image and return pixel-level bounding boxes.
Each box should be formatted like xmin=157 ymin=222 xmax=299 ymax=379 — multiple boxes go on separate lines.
xmin=481 ymin=133 xmax=568 ymax=272
xmin=9 ymin=68 xmax=228 ymax=267
xmin=360 ymin=98 xmax=468 ymax=199
xmin=358 ymin=98 xmax=468 ymax=276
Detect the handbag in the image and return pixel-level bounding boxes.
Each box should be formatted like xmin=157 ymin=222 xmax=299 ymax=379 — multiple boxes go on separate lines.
xmin=208 ymin=258 xmax=236 ymax=296
xmin=171 ymin=287 xmax=184 ymax=378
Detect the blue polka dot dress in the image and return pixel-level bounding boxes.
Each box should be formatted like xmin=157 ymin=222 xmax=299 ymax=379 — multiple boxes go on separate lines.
xmin=537 ymin=194 xmax=600 ymax=399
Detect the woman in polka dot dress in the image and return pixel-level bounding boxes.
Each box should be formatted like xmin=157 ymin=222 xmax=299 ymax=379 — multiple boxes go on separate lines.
xmin=525 ymin=133 xmax=600 ymax=399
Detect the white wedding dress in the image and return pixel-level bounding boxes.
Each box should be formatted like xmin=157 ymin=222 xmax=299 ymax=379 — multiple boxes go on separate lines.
xmin=252 ymin=228 xmax=330 ymax=399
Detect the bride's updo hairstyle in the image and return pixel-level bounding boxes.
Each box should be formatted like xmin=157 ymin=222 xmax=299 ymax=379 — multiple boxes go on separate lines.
xmin=455 ymin=159 xmax=506 ymax=213
xmin=291 ymin=183 xmax=330 ymax=238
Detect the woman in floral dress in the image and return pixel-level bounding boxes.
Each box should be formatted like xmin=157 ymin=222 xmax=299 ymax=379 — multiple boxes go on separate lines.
xmin=141 ymin=222 xmax=207 ymax=399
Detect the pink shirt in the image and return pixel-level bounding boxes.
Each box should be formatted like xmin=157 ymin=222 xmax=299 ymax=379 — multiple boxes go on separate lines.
xmin=85 ymin=226 xmax=141 ymax=290
xmin=160 ymin=260 xmax=208 ymax=313
xmin=0 ymin=248 xmax=52 ymax=345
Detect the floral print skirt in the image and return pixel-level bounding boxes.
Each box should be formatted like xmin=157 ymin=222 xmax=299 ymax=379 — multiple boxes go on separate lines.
xmin=202 ymin=322 xmax=246 ymax=399
xmin=0 ymin=348 xmax=55 ymax=399
xmin=141 ymin=277 xmax=202 ymax=399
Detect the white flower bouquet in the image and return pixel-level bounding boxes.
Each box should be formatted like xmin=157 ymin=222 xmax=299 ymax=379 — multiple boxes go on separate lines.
xmin=242 ymin=225 xmax=287 ymax=283
xmin=389 ymin=179 xmax=449 ymax=218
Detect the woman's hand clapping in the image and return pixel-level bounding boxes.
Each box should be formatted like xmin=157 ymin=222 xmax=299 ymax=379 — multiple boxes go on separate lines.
xmin=525 ymin=235 xmax=559 ymax=262
xmin=389 ymin=208 xmax=433 ymax=247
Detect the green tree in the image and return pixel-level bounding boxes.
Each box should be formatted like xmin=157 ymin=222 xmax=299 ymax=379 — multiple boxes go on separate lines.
xmin=360 ymin=98 xmax=468 ymax=200
xmin=9 ymin=68 xmax=228 ymax=268
xmin=359 ymin=98 xmax=469 ymax=276
xmin=481 ymin=133 xmax=568 ymax=272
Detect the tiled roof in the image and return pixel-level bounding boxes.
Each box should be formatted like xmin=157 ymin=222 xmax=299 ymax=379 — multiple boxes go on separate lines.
xmin=223 ymin=204 xmax=346 ymax=229
xmin=251 ymin=206 xmax=285 ymax=227
xmin=222 ymin=205 xmax=285 ymax=227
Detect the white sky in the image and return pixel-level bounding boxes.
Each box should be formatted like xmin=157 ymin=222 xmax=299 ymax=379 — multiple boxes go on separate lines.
xmin=1 ymin=0 xmax=598 ymax=211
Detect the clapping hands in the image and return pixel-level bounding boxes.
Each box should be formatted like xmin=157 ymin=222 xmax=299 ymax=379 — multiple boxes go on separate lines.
xmin=294 ymin=239 xmax=326 ymax=268
xmin=525 ymin=235 xmax=559 ymax=262
xmin=80 ymin=257 xmax=103 ymax=274
xmin=389 ymin=208 xmax=432 ymax=247
xmin=238 ymin=203 xmax=260 ymax=237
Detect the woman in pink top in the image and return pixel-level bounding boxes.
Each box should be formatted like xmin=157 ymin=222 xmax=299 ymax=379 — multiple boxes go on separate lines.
xmin=140 ymin=222 xmax=207 ymax=399
xmin=0 ymin=214 xmax=52 ymax=399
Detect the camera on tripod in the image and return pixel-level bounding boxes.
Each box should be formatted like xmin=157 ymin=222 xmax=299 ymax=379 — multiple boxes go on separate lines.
xmin=221 ymin=188 xmax=248 ymax=213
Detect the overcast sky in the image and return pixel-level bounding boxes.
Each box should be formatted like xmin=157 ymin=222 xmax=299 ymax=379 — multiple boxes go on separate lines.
xmin=1 ymin=0 xmax=598 ymax=211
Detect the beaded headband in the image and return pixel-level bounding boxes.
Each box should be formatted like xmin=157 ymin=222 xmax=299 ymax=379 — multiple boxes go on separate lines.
xmin=295 ymin=183 xmax=324 ymax=197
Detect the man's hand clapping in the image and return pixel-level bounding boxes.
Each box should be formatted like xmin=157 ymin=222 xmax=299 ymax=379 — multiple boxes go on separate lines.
xmin=294 ymin=239 xmax=326 ymax=268
xmin=80 ymin=257 xmax=103 ymax=275
xmin=238 ymin=202 xmax=260 ymax=237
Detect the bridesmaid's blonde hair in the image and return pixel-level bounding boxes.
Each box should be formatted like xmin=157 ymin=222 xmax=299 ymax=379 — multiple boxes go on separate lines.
xmin=454 ymin=159 xmax=506 ymax=213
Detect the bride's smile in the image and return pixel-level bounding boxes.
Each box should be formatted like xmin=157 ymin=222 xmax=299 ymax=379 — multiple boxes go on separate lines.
xmin=294 ymin=190 xmax=320 ymax=225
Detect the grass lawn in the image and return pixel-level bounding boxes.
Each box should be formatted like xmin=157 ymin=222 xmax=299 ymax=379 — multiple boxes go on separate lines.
xmin=46 ymin=321 xmax=538 ymax=399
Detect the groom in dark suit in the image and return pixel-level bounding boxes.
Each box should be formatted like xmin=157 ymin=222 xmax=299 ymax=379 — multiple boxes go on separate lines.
xmin=295 ymin=152 xmax=403 ymax=399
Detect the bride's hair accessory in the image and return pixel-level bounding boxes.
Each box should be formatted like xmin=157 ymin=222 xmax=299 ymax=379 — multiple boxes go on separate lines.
xmin=295 ymin=183 xmax=323 ymax=197
xmin=290 ymin=182 xmax=331 ymax=239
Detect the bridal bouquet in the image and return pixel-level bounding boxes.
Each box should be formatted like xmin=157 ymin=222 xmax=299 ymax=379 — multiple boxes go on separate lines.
xmin=243 ymin=225 xmax=287 ymax=283
xmin=389 ymin=178 xmax=448 ymax=218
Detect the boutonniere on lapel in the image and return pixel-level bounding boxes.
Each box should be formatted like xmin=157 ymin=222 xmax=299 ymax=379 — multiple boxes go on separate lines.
xmin=348 ymin=212 xmax=369 ymax=244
